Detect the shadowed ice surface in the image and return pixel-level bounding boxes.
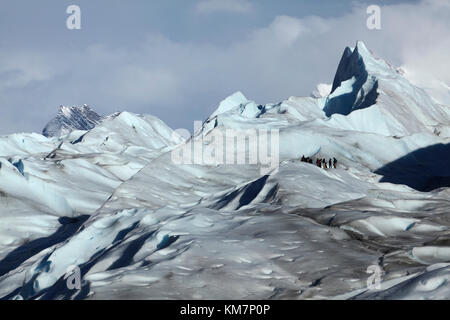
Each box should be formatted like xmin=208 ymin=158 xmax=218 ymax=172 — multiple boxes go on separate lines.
xmin=375 ymin=143 xmax=450 ymax=192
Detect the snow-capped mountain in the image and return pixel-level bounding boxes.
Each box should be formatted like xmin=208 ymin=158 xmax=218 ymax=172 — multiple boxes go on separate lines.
xmin=42 ymin=105 xmax=103 ymax=138
xmin=0 ymin=42 xmax=449 ymax=300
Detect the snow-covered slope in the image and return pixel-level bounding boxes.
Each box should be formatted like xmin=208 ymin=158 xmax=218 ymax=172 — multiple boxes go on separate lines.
xmin=0 ymin=110 xmax=182 ymax=285
xmin=323 ymin=42 xmax=450 ymax=137
xmin=0 ymin=42 xmax=449 ymax=300
xmin=42 ymin=105 xmax=103 ymax=138
xmin=198 ymin=42 xmax=450 ymax=140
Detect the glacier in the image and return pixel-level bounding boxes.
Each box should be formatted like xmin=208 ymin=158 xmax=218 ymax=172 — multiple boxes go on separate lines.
xmin=0 ymin=41 xmax=450 ymax=300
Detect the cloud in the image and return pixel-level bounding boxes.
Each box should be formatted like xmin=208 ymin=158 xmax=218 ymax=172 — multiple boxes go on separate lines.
xmin=423 ymin=0 xmax=450 ymax=8
xmin=0 ymin=0 xmax=449 ymax=135
xmin=104 ymin=65 xmax=180 ymax=105
xmin=0 ymin=52 xmax=58 ymax=90
xmin=195 ymin=0 xmax=253 ymax=14
xmin=254 ymin=16 xmax=310 ymax=46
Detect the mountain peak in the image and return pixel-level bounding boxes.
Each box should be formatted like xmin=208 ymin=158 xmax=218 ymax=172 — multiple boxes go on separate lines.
xmin=330 ymin=41 xmax=394 ymax=94
xmin=324 ymin=41 xmax=385 ymax=117
xmin=209 ymin=91 xmax=249 ymax=119
xmin=331 ymin=41 xmax=370 ymax=93
xmin=354 ymin=40 xmax=371 ymax=57
xmin=42 ymin=105 xmax=103 ymax=137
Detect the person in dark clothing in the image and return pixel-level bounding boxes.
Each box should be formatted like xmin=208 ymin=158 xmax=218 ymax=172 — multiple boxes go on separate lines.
xmin=318 ymin=159 xmax=322 ymax=167
xmin=333 ymin=157 xmax=337 ymax=168
xmin=329 ymin=159 xmax=332 ymax=168
xmin=301 ymin=155 xmax=305 ymax=162
xmin=309 ymin=159 xmax=313 ymax=164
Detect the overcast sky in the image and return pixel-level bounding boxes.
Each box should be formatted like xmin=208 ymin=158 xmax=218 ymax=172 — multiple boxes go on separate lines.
xmin=0 ymin=0 xmax=449 ymax=134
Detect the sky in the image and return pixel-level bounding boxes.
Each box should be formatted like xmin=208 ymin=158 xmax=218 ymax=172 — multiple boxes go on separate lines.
xmin=0 ymin=0 xmax=449 ymax=134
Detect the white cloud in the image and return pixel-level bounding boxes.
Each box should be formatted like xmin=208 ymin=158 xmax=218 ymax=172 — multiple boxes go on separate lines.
xmin=423 ymin=0 xmax=450 ymax=8
xmin=255 ymin=16 xmax=309 ymax=46
xmin=195 ymin=0 xmax=253 ymax=14
xmin=0 ymin=53 xmax=58 ymax=90
xmin=0 ymin=0 xmax=449 ymax=135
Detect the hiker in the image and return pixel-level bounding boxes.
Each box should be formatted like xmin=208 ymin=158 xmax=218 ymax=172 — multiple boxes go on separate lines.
xmin=309 ymin=158 xmax=313 ymax=164
xmin=333 ymin=157 xmax=337 ymax=169
xmin=301 ymin=155 xmax=305 ymax=162
xmin=329 ymin=159 xmax=332 ymax=168
xmin=318 ymin=159 xmax=321 ymax=167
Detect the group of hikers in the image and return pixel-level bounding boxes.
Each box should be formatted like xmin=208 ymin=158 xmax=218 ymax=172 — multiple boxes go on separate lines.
xmin=300 ymin=155 xmax=337 ymax=169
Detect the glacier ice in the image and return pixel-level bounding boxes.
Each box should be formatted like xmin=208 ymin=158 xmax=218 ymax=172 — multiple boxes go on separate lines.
xmin=0 ymin=41 xmax=450 ymax=300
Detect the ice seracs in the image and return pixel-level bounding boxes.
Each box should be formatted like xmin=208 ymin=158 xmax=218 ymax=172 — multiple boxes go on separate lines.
xmin=209 ymin=91 xmax=249 ymax=119
xmin=311 ymin=83 xmax=332 ymax=98
xmin=322 ymin=41 xmax=450 ymax=137
xmin=324 ymin=42 xmax=379 ymax=117
xmin=0 ymin=41 xmax=450 ymax=300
